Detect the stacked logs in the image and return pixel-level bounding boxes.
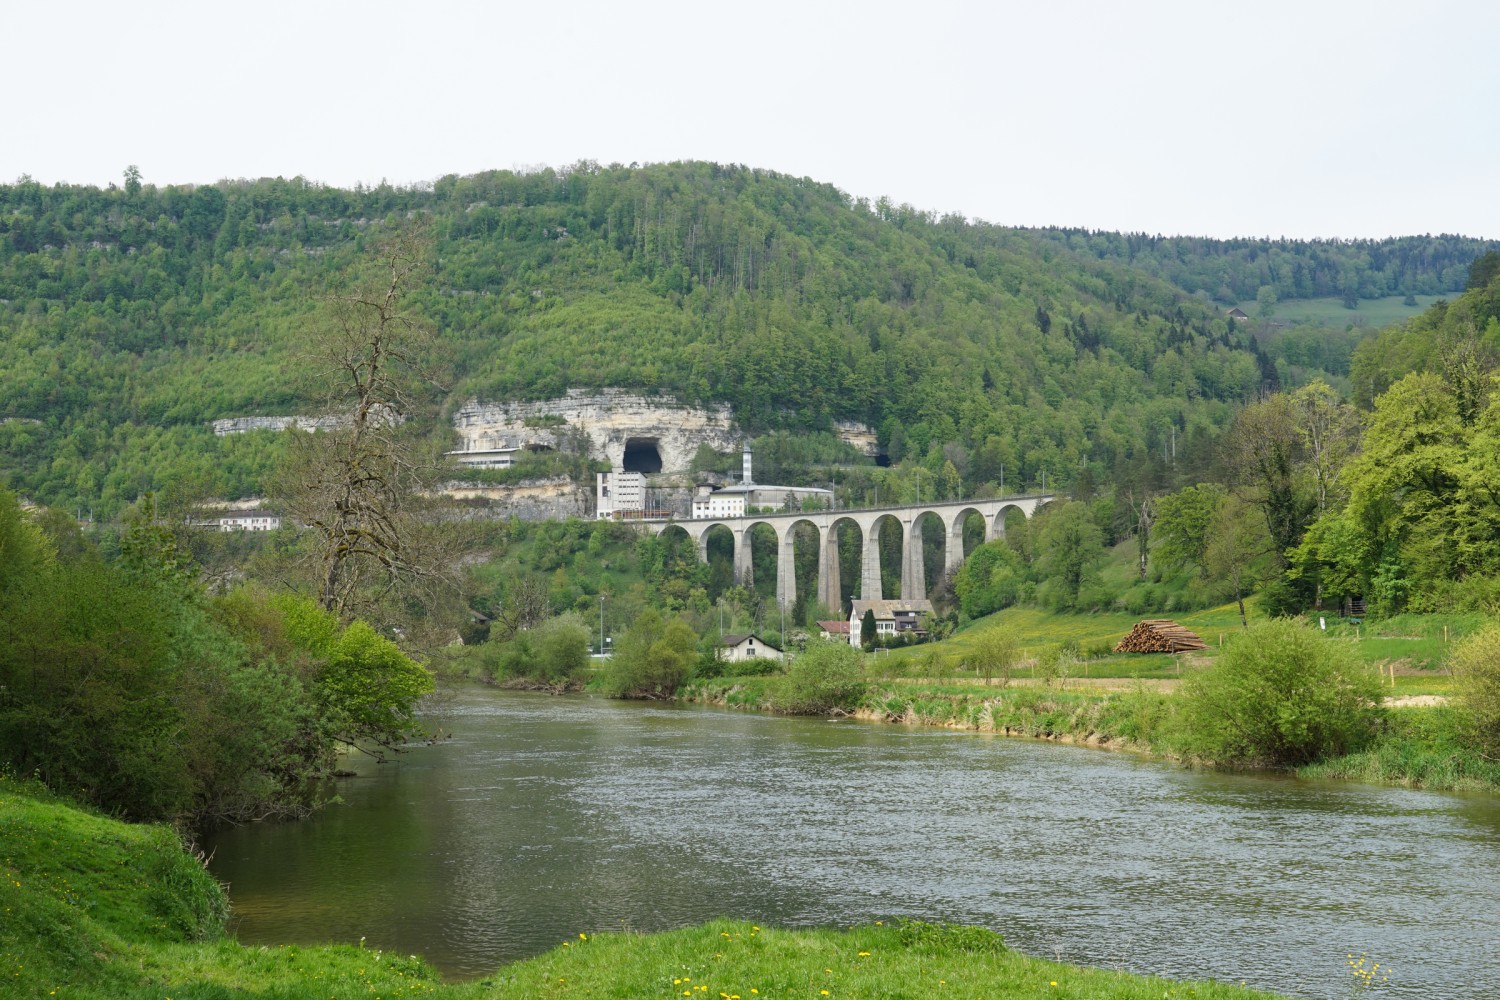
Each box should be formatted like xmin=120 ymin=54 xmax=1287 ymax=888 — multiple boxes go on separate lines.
xmin=1113 ymin=619 xmax=1207 ymax=654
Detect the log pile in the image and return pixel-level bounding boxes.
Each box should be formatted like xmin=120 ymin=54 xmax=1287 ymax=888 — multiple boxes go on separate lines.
xmin=1114 ymin=619 xmax=1207 ymax=654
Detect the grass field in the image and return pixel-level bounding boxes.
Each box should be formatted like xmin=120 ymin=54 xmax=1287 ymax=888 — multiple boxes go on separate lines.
xmin=1234 ymin=293 xmax=1447 ymax=328
xmin=866 ymin=601 xmax=1472 ymax=695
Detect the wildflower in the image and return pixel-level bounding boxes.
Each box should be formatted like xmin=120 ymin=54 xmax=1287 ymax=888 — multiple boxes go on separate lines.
xmin=857 ymin=952 xmax=870 ymax=957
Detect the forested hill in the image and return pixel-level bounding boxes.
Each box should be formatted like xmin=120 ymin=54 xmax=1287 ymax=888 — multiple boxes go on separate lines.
xmin=1031 ymin=230 xmax=1494 ymax=307
xmin=0 ymin=161 xmax=1490 ymax=518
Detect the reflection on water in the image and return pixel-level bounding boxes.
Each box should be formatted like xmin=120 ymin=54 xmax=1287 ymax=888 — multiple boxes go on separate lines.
xmin=205 ymin=688 xmax=1500 ymax=998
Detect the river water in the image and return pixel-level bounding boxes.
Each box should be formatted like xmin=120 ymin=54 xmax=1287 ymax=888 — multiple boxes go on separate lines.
xmin=204 ymin=687 xmax=1500 ymax=998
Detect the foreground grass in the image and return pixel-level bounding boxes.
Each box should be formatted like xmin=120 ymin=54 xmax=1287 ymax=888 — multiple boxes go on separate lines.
xmin=1 ymin=777 xmax=1290 ymax=999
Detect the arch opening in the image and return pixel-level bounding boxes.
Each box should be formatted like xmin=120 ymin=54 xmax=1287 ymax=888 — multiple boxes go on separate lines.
xmin=702 ymin=524 xmax=736 ymax=602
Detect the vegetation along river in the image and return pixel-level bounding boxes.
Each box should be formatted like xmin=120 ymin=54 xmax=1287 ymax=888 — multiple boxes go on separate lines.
xmin=204 ymin=686 xmax=1500 ymax=998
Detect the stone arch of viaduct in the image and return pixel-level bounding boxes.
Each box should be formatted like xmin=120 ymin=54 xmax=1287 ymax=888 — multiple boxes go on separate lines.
xmin=646 ymin=495 xmax=1055 ymax=612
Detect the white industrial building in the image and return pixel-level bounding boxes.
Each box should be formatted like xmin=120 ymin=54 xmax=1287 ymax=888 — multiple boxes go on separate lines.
xmin=691 ymin=442 xmax=832 ymax=516
xmin=596 ymin=471 xmax=647 ymax=518
xmin=445 ymin=446 xmax=520 ymax=470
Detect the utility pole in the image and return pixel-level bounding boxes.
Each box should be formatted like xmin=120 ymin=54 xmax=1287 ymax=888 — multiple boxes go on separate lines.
xmin=599 ymin=594 xmax=606 ymax=656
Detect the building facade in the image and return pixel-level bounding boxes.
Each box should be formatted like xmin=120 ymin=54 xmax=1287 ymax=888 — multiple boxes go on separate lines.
xmin=848 ymin=599 xmax=933 ymax=646
xmin=596 ymin=471 xmax=646 ymax=518
xmin=718 ymin=633 xmax=783 ymax=663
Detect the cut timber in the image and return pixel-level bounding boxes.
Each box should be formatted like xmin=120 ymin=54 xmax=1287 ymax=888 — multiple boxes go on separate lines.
xmin=1114 ymin=619 xmax=1208 ymax=654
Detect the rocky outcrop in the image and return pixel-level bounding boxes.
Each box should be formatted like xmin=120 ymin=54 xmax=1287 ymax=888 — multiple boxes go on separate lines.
xmin=452 ymin=390 xmax=879 ymax=472
xmin=211 ymin=406 xmax=401 ymax=437
xmin=439 ymin=478 xmax=592 ymax=521
xmin=452 ymin=390 xmax=740 ymax=473
xmin=212 ymin=415 xmax=346 ymax=436
xmin=835 ymin=420 xmax=880 ymax=458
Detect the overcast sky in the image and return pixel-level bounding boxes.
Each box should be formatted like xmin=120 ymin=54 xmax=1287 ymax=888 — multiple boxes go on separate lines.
xmin=10 ymin=1 xmax=1498 ymax=239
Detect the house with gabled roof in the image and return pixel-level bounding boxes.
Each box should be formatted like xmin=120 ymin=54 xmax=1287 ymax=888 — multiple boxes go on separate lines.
xmin=718 ymin=632 xmax=783 ymax=663
xmin=848 ymin=599 xmax=933 ymax=647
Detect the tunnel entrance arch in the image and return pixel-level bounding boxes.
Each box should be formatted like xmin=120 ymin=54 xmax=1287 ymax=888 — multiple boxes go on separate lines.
xmin=622 ymin=438 xmax=663 ymax=473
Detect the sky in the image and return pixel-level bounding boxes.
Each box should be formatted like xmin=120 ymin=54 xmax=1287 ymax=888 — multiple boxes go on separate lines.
xmin=10 ymin=0 xmax=1499 ymax=240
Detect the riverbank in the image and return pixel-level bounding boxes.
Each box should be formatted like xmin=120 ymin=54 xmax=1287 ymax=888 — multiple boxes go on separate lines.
xmin=1 ymin=775 xmax=1293 ymax=1000
xmin=678 ymin=675 xmax=1500 ymax=793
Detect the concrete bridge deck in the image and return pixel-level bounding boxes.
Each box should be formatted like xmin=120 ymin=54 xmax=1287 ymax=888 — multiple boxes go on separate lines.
xmin=641 ymin=494 xmax=1056 ymax=611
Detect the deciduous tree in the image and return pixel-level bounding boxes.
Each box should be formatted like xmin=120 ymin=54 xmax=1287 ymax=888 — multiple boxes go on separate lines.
xmin=271 ymin=228 xmax=457 ymax=635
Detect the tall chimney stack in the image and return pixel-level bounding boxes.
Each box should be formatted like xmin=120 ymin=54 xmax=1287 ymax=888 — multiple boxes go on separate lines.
xmin=742 ymin=441 xmax=753 ymax=485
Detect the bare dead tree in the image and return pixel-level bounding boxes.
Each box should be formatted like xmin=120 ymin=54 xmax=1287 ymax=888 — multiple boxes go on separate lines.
xmin=272 ymin=227 xmax=458 ymax=630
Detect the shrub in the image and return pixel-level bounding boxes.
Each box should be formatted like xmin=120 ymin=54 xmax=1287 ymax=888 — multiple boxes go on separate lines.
xmin=774 ymin=639 xmax=866 ymax=715
xmin=1449 ymin=623 xmax=1500 ymax=755
xmin=601 ymin=609 xmax=698 ymax=699
xmin=692 ymin=655 xmax=783 ymax=680
xmin=966 ymin=627 xmax=1021 ymax=686
xmin=483 ymin=614 xmax=592 ymax=690
xmin=1172 ymin=618 xmax=1383 ymax=766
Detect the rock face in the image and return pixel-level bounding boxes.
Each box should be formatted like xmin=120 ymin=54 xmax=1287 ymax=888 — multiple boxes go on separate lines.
xmin=451 ymin=390 xmax=879 ymax=472
xmin=835 ymin=420 xmax=880 ymax=458
xmin=452 ymin=390 xmax=741 ymax=473
xmin=440 ymin=479 xmax=592 ymax=521
xmin=211 ymin=407 xmax=401 ymax=436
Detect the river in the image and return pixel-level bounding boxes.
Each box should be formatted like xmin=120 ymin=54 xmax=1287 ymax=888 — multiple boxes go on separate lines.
xmin=203 ymin=686 xmax=1500 ymax=998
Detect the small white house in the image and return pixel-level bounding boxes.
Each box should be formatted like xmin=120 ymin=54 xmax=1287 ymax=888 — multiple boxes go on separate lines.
xmin=848 ymin=599 xmax=933 ymax=646
xmin=718 ymin=633 xmax=783 ymax=663
xmin=817 ymin=620 xmax=850 ymax=641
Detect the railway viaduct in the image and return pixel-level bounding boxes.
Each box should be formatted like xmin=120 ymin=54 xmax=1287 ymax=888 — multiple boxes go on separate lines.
xmin=644 ymin=494 xmax=1056 ymax=611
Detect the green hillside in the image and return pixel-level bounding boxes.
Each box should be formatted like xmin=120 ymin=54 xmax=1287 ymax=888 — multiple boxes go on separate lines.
xmin=3 ymin=163 xmax=1495 ymax=520
xmin=0 ymin=164 xmax=1277 ymax=516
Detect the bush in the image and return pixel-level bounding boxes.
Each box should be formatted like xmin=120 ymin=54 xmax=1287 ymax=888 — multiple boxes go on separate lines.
xmin=965 ymin=627 xmax=1021 ymax=686
xmin=1449 ymin=623 xmax=1500 ymax=755
xmin=601 ymin=609 xmax=698 ymax=699
xmin=774 ymin=639 xmax=866 ymax=715
xmin=481 ymin=614 xmax=592 ymax=690
xmin=1172 ymin=618 xmax=1383 ymax=766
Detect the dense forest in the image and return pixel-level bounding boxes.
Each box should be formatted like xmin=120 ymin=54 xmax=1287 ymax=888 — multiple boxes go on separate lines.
xmin=9 ymin=161 xmax=1488 ymax=520
xmin=1038 ymin=230 xmax=1490 ymax=306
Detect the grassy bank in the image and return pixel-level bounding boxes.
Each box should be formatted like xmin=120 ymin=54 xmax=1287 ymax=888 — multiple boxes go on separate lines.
xmin=0 ymin=776 xmax=1292 ymax=1000
xmin=1299 ymin=705 xmax=1500 ymax=792
xmin=682 ymin=664 xmax=1497 ymax=794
